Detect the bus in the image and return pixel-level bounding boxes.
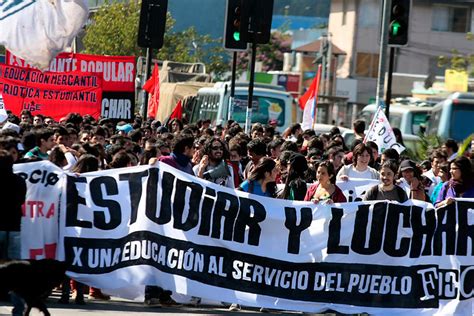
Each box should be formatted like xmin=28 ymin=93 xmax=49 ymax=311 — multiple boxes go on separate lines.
xmin=188 ymin=82 xmax=296 ymax=132
xmin=358 ymin=102 xmax=433 ymax=135
xmin=428 ymin=92 xmax=474 ymax=141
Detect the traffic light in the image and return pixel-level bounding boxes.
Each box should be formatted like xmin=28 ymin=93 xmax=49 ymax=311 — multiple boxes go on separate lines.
xmin=137 ymin=0 xmax=168 ymax=49
xmin=240 ymin=0 xmax=274 ymax=44
xmin=223 ymin=0 xmax=248 ymax=51
xmin=388 ymin=0 xmax=410 ymax=46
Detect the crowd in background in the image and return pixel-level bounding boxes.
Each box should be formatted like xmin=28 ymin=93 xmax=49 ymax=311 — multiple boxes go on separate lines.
xmin=1 ymin=109 xmax=474 ymax=311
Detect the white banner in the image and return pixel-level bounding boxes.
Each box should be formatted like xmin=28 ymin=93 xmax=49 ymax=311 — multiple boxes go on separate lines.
xmin=365 ymin=107 xmax=406 ymax=154
xmin=14 ymin=161 xmax=63 ymax=259
xmin=336 ymin=179 xmax=379 ymax=202
xmin=0 ymin=0 xmax=88 ymax=69
xmin=57 ymin=162 xmax=474 ymax=315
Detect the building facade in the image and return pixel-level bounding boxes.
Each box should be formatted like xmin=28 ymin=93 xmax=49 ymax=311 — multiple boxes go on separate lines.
xmin=329 ymin=0 xmax=474 ymax=104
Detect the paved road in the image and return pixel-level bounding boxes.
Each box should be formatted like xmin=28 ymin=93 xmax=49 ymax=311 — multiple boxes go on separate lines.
xmin=0 ymin=292 xmax=341 ymax=316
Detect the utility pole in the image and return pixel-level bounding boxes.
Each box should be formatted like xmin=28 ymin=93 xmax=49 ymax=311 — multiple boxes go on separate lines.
xmin=375 ymin=0 xmax=392 ymax=109
xmin=326 ymin=33 xmax=333 ymax=96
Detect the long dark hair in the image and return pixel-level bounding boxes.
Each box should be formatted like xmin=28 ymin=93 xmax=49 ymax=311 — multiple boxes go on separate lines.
xmin=281 ymin=153 xmax=308 ymax=200
xmin=318 ymin=160 xmax=337 ymax=184
xmin=449 ymin=156 xmax=473 ymax=195
xmin=248 ymin=157 xmax=277 ymax=197
xmin=72 ymin=154 xmax=99 ymax=173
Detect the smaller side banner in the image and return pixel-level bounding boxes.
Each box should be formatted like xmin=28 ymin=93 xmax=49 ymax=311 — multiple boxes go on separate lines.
xmin=0 ymin=64 xmax=102 ymax=120
xmin=13 ymin=161 xmax=64 ymax=259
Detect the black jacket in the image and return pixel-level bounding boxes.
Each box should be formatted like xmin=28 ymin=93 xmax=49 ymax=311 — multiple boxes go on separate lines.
xmin=0 ymin=173 xmax=27 ymax=231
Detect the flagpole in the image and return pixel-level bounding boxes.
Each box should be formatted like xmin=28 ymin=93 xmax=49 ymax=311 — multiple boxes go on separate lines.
xmin=311 ymin=64 xmax=322 ymax=130
xmin=142 ymin=47 xmax=153 ymax=121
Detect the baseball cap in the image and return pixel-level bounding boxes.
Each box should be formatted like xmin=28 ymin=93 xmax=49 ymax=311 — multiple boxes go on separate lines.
xmin=116 ymin=123 xmax=133 ymax=134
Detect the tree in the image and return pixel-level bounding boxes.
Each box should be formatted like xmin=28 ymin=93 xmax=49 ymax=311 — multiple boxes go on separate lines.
xmin=438 ymin=32 xmax=474 ymax=76
xmin=83 ymin=1 xmax=144 ymax=56
xmin=83 ymin=3 xmax=228 ymax=79
xmin=236 ymin=31 xmax=292 ymax=72
xmin=0 ymin=46 xmax=5 ymax=55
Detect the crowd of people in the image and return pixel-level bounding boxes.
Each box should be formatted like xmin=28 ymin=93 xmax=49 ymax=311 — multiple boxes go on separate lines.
xmin=1 ymin=109 xmax=474 ymax=312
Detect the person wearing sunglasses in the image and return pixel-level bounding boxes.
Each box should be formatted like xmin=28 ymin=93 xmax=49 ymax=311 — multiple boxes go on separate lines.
xmin=193 ymin=137 xmax=235 ymax=188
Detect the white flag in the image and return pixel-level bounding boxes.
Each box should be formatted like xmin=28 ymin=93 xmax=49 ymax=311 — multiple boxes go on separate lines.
xmin=364 ymin=107 xmax=405 ymax=154
xmin=0 ymin=93 xmax=7 ymax=123
xmin=0 ymin=0 xmax=88 ymax=69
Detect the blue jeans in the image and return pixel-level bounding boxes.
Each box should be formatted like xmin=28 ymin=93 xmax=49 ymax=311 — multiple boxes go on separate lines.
xmin=0 ymin=231 xmax=24 ymax=315
xmin=0 ymin=231 xmax=21 ymax=260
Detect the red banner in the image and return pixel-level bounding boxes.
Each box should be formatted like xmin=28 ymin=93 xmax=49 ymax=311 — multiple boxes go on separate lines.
xmin=6 ymin=52 xmax=135 ymax=92
xmin=0 ymin=64 xmax=102 ymax=120
xmin=6 ymin=52 xmax=135 ymax=119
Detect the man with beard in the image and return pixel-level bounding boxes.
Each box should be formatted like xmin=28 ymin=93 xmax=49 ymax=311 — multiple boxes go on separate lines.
xmin=194 ymin=137 xmax=235 ymax=188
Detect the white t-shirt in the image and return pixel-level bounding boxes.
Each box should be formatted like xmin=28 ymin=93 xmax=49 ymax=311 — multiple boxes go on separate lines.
xmin=337 ymin=165 xmax=379 ymax=180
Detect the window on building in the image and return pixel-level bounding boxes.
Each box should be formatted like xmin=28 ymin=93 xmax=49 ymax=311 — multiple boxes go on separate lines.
xmin=355 ymin=53 xmax=379 ymax=78
xmin=432 ymin=5 xmax=470 ymax=33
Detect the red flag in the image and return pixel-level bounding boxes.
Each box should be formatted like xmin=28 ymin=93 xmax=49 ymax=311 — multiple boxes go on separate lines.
xmin=169 ymin=100 xmax=183 ymax=119
xmin=143 ymin=63 xmax=160 ymax=118
xmin=300 ymin=65 xmax=322 ymax=130
xmin=298 ymin=66 xmax=321 ymax=110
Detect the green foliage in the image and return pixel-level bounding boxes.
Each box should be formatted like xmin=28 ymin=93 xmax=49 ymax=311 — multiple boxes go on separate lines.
xmin=83 ymin=1 xmax=144 ymax=56
xmin=236 ymin=31 xmax=291 ymax=72
xmin=438 ymin=33 xmax=474 ymax=76
xmin=0 ymin=45 xmax=5 ymax=55
xmin=83 ymin=4 xmax=228 ymax=80
xmin=413 ymin=133 xmax=443 ymax=161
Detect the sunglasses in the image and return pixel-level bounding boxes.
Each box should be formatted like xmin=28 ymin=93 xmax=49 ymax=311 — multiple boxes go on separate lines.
xmin=211 ymin=146 xmax=223 ymax=151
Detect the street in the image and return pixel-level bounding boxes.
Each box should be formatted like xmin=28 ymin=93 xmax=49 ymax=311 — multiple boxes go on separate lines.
xmin=0 ymin=291 xmax=342 ymax=316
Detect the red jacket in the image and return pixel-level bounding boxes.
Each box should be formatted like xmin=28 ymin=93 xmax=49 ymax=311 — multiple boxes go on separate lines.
xmin=304 ymin=183 xmax=347 ymax=203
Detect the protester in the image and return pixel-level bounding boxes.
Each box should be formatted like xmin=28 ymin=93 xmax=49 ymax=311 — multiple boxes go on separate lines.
xmin=337 ymin=143 xmax=379 ymax=181
xmin=24 ymin=128 xmax=55 ymax=160
xmin=430 ymin=162 xmax=450 ymax=204
xmin=279 ymin=152 xmax=308 ymax=201
xmin=423 ymin=149 xmax=448 ymax=196
xmin=243 ymin=138 xmax=267 ymax=179
xmin=364 ymin=160 xmax=408 ymax=203
xmin=398 ymin=159 xmax=430 ymax=202
xmin=352 ymin=119 xmax=365 ymax=141
xmin=435 ymin=156 xmax=474 ymax=207
xmin=239 ymin=157 xmax=277 ymax=198
xmin=305 ymin=161 xmax=346 ymax=204
xmin=442 ymin=138 xmax=459 ymax=161
xmin=0 ymin=149 xmax=27 ymax=315
xmin=193 ymin=137 xmax=234 ymax=188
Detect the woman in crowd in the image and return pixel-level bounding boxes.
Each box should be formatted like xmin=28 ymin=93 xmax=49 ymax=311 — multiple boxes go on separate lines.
xmin=364 ymin=160 xmax=408 ymax=203
xmin=398 ymin=159 xmax=430 ymax=202
xmin=305 ymin=161 xmax=347 ymax=204
xmin=279 ymin=152 xmax=308 ymax=201
xmin=337 ymin=143 xmax=379 ymax=181
xmin=239 ymin=157 xmax=277 ymax=198
xmin=435 ymin=156 xmax=474 ymax=207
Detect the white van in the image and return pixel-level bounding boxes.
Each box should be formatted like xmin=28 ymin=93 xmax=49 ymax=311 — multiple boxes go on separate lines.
xmin=188 ymin=82 xmax=295 ymax=132
xmin=359 ymin=103 xmax=432 ymax=135
xmin=427 ymin=92 xmax=474 ymax=142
